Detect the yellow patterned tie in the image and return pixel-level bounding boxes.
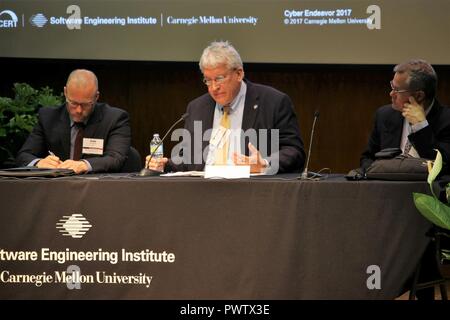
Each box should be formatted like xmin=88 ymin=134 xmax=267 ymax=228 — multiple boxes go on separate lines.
xmin=214 ymin=105 xmax=231 ymax=165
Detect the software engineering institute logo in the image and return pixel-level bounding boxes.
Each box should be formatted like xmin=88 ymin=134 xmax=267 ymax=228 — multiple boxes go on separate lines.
xmin=29 ymin=13 xmax=48 ymax=28
xmin=56 ymin=214 xmax=92 ymax=238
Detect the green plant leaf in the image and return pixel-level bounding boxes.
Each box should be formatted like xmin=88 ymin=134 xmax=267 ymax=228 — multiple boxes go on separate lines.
xmin=9 ymin=114 xmax=37 ymax=133
xmin=413 ymin=192 xmax=450 ymax=230
xmin=0 ymin=82 xmax=62 ymax=167
xmin=13 ymin=83 xmax=37 ymax=100
xmin=36 ymin=90 xmax=63 ymax=108
xmin=443 ymin=249 xmax=450 ymax=261
xmin=446 ymin=183 xmax=450 ymax=204
xmin=0 ymin=97 xmax=13 ymax=110
xmin=428 ymin=149 xmax=442 ymax=186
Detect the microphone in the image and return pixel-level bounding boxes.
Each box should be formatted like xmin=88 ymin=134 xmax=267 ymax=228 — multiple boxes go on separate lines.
xmin=300 ymin=110 xmax=320 ymax=180
xmin=139 ymin=113 xmax=189 ymax=177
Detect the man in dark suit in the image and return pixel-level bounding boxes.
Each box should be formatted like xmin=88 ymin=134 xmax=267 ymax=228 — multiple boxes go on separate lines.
xmin=361 ymin=59 xmax=450 ymax=299
xmin=147 ymin=41 xmax=305 ymax=174
xmin=16 ymin=69 xmax=131 ymax=174
xmin=361 ymin=59 xmax=450 ymax=171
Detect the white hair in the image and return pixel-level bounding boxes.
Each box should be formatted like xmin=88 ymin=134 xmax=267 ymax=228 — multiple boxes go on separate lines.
xmin=199 ymin=41 xmax=243 ymax=72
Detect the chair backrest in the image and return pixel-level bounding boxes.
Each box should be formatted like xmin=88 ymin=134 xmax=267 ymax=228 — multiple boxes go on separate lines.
xmin=120 ymin=146 xmax=142 ymax=173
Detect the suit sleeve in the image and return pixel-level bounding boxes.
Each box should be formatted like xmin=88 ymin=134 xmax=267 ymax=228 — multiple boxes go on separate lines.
xmin=87 ymin=109 xmax=131 ymax=172
xmin=15 ymin=109 xmax=49 ymax=166
xmin=360 ymin=111 xmax=381 ymax=171
xmin=166 ymin=102 xmax=198 ymax=172
xmin=409 ymin=111 xmax=450 ymax=164
xmin=270 ymin=94 xmax=305 ymax=174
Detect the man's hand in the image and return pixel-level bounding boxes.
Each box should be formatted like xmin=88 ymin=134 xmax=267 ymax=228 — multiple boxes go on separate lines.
xmin=402 ymin=96 xmax=426 ymax=125
xmin=146 ymin=156 xmax=168 ymax=172
xmin=58 ymin=160 xmax=88 ymax=174
xmin=37 ymin=155 xmax=61 ymax=168
xmin=232 ymin=142 xmax=268 ymax=173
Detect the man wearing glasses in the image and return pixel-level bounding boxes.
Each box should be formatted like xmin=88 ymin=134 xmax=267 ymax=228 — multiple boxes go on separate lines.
xmin=147 ymin=41 xmax=305 ymax=174
xmin=360 ymin=59 xmax=450 ymax=171
xmin=360 ymin=60 xmax=450 ymax=300
xmin=16 ymin=69 xmax=131 ymax=174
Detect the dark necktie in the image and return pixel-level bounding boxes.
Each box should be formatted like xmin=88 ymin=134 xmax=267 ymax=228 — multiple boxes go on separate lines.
xmin=73 ymin=122 xmax=85 ymax=161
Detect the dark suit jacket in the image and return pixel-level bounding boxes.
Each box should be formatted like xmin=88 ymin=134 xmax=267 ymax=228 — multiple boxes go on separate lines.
xmin=16 ymin=103 xmax=131 ymax=173
xmin=167 ymin=80 xmax=305 ymax=173
xmin=360 ymin=100 xmax=450 ymax=170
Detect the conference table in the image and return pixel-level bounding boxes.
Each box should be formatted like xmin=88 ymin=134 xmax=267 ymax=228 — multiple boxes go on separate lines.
xmin=0 ymin=173 xmax=432 ymax=299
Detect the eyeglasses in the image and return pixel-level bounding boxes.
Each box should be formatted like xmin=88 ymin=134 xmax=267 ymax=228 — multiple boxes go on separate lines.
xmin=66 ymin=97 xmax=95 ymax=109
xmin=203 ymin=74 xmax=229 ymax=87
xmin=390 ymin=80 xmax=411 ymax=94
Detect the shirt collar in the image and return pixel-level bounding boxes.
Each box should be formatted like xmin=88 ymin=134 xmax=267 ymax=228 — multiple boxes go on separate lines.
xmin=70 ymin=119 xmax=88 ymax=128
xmin=69 ymin=109 xmax=94 ymax=127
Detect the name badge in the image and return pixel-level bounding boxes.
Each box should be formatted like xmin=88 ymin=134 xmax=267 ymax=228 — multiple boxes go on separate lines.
xmin=209 ymin=126 xmax=230 ymax=148
xmin=82 ymin=138 xmax=104 ymax=155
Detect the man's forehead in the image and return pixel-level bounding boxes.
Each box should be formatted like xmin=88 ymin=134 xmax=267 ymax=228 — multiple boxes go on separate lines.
xmin=66 ymin=83 xmax=97 ymax=94
xmin=393 ymin=72 xmax=409 ymax=83
xmin=203 ymin=65 xmax=229 ymax=76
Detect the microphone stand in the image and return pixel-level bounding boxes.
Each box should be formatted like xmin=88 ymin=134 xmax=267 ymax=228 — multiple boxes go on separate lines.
xmin=300 ymin=111 xmax=320 ymax=180
xmin=139 ymin=113 xmax=188 ymax=177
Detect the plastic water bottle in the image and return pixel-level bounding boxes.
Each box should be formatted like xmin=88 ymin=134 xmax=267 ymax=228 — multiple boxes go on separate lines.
xmin=150 ymin=133 xmax=163 ymax=159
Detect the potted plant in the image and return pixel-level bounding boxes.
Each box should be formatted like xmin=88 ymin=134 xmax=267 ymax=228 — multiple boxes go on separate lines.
xmin=0 ymin=83 xmax=63 ymax=168
xmin=413 ymin=150 xmax=450 ymax=260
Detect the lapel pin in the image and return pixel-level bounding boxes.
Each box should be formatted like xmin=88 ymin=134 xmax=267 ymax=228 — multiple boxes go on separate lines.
xmin=253 ymin=104 xmax=258 ymax=109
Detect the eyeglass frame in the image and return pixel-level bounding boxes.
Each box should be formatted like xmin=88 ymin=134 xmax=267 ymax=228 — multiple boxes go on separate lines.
xmin=203 ymin=74 xmax=232 ymax=87
xmin=65 ymin=96 xmax=97 ymax=109
xmin=202 ymin=69 xmax=239 ymax=87
xmin=390 ymin=80 xmax=415 ymax=94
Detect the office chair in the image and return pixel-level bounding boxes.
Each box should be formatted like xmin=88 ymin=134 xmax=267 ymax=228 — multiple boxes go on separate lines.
xmin=120 ymin=146 xmax=142 ymax=173
xmin=409 ymin=226 xmax=450 ymax=300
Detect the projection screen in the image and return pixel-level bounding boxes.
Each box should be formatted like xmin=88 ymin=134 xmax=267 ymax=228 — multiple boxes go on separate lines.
xmin=0 ymin=0 xmax=449 ymax=64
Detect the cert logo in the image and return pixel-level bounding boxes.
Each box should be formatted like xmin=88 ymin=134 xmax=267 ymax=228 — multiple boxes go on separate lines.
xmin=0 ymin=10 xmax=18 ymax=28
xmin=56 ymin=214 xmax=92 ymax=238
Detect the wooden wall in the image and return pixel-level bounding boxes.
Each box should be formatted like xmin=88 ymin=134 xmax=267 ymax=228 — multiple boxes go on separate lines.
xmin=2 ymin=58 xmax=450 ymax=173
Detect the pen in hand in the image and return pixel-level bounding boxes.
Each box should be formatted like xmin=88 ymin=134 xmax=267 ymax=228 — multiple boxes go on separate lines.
xmin=48 ymin=151 xmax=61 ymax=165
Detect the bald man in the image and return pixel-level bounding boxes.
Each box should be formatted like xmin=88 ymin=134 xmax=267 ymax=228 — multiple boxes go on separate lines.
xmin=16 ymin=69 xmax=131 ymax=174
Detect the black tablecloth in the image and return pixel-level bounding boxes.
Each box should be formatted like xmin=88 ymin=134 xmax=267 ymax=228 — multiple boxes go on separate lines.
xmin=0 ymin=174 xmax=432 ymax=299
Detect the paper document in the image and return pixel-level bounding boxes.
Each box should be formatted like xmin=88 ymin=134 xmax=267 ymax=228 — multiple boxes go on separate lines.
xmin=160 ymin=169 xmax=266 ymax=178
xmin=160 ymin=171 xmax=205 ymax=177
